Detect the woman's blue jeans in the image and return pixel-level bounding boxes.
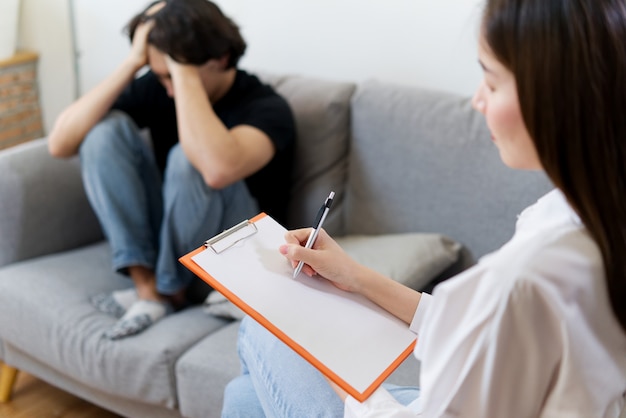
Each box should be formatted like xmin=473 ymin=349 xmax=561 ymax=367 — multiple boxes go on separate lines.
xmin=222 ymin=316 xmax=420 ymax=417
xmin=79 ymin=111 xmax=259 ymax=295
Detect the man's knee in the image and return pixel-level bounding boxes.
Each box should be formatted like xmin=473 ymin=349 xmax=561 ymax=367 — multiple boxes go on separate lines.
xmin=164 ymin=144 xmax=205 ymax=186
xmin=80 ymin=111 xmax=139 ymax=161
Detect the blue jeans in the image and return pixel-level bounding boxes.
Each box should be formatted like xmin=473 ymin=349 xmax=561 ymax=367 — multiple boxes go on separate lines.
xmin=222 ymin=316 xmax=420 ymax=417
xmin=79 ymin=111 xmax=259 ymax=295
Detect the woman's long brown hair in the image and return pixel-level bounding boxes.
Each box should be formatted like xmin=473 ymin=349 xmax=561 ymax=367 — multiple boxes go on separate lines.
xmin=483 ymin=0 xmax=626 ymax=332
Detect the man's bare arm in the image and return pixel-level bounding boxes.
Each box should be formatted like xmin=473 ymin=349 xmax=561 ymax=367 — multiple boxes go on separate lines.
xmin=168 ymin=61 xmax=276 ymax=189
xmin=48 ymin=22 xmax=153 ymax=158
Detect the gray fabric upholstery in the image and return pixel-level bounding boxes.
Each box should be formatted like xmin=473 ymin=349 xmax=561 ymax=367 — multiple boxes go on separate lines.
xmin=336 ymin=233 xmax=461 ymax=291
xmin=387 ymin=354 xmax=421 ymax=387
xmin=0 ymin=241 xmax=229 ymax=408
xmin=2 ymin=346 xmax=182 ymax=418
xmin=346 ymin=80 xmax=553 ymax=260
xmin=176 ymin=321 xmax=241 ymax=418
xmin=0 ymin=138 xmax=102 ymax=268
xmin=268 ymin=75 xmax=356 ymax=235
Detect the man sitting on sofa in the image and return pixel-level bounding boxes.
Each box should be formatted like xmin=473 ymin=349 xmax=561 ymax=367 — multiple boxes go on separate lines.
xmin=47 ymin=0 xmax=295 ymax=340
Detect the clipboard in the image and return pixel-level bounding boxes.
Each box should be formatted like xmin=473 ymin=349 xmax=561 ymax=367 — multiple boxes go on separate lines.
xmin=204 ymin=218 xmax=258 ymax=254
xmin=179 ymin=213 xmax=417 ymax=402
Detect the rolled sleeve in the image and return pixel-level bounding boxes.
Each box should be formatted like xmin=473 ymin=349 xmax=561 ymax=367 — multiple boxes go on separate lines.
xmin=409 ymin=292 xmax=432 ymax=335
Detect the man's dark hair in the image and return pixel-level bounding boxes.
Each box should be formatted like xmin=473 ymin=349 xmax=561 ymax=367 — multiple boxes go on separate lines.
xmin=126 ymin=0 xmax=246 ymax=68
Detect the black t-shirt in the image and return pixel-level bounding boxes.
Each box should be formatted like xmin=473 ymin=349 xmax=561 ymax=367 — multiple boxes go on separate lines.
xmin=112 ymin=69 xmax=296 ymax=224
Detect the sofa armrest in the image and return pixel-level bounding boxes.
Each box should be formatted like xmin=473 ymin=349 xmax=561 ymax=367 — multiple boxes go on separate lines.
xmin=0 ymin=138 xmax=103 ymax=268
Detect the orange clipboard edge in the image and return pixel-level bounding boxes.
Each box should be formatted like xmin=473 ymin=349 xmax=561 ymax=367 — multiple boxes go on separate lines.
xmin=290 ymin=331 xmax=416 ymax=402
xmin=178 ymin=212 xmax=417 ymax=402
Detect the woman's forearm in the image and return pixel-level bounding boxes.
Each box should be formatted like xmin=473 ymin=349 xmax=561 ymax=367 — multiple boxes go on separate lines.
xmin=354 ymin=265 xmax=422 ymax=325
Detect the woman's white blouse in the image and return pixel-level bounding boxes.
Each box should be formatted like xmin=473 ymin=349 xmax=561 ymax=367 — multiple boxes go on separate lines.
xmin=345 ymin=189 xmax=626 ymax=417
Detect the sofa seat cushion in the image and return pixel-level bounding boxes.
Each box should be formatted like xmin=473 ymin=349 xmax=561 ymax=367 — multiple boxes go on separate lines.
xmin=0 ymin=241 xmax=230 ymax=409
xmin=176 ymin=321 xmax=242 ymax=418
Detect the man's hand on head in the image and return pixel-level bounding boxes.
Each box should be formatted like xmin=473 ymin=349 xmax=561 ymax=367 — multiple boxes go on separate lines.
xmin=164 ymin=55 xmax=233 ymax=105
xmin=165 ymin=55 xmax=203 ymax=81
xmin=128 ymin=19 xmax=154 ymax=70
xmin=128 ymin=2 xmax=164 ymax=71
xmin=165 ymin=55 xmax=204 ymax=70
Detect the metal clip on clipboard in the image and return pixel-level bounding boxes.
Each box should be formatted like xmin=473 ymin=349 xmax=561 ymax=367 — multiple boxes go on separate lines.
xmin=204 ymin=219 xmax=258 ymax=254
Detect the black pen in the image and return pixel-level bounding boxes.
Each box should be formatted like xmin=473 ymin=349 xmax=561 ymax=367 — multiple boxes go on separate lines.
xmin=293 ymin=191 xmax=335 ymax=278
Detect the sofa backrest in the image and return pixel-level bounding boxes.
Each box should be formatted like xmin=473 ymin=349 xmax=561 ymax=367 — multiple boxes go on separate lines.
xmin=0 ymin=139 xmax=103 ymax=267
xmin=265 ymin=73 xmax=356 ymax=234
xmin=345 ymin=80 xmax=553 ymax=261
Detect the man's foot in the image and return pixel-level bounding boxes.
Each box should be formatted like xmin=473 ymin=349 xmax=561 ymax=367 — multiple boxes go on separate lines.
xmin=91 ymin=288 xmax=138 ymax=318
xmin=104 ymin=299 xmax=171 ymax=340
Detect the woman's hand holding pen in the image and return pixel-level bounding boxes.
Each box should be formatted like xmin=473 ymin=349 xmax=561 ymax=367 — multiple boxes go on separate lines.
xmin=279 ymin=228 xmax=364 ymax=293
xmin=281 ymin=227 xmax=422 ymax=325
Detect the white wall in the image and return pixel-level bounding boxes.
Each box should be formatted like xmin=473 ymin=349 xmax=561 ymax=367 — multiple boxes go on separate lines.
xmin=226 ymin=0 xmax=484 ymax=96
xmin=18 ymin=0 xmax=484 ymax=133
xmin=18 ymin=0 xmax=75 ymax=134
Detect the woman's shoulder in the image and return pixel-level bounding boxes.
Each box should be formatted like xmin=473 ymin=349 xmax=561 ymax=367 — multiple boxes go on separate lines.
xmin=488 ymin=224 xmax=601 ymax=293
xmin=490 ymin=189 xmax=600 ymax=287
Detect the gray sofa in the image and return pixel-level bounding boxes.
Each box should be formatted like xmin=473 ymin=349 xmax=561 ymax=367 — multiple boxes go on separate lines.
xmin=0 ymin=73 xmax=552 ymax=417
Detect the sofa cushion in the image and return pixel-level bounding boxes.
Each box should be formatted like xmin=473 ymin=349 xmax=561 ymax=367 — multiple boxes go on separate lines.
xmin=335 ymin=233 xmax=461 ymax=291
xmin=0 ymin=138 xmax=102 ymax=268
xmin=0 ymin=241 xmax=229 ymax=409
xmin=346 ymin=80 xmax=553 ymax=261
xmin=176 ymin=321 xmax=241 ymax=418
xmin=263 ymin=74 xmax=356 ymax=235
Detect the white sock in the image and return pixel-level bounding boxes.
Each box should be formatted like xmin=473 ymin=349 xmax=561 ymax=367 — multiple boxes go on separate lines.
xmin=111 ymin=288 xmax=138 ymax=310
xmin=121 ymin=299 xmax=168 ymax=322
xmin=105 ymin=300 xmax=170 ymax=340
xmin=91 ymin=288 xmax=138 ymax=318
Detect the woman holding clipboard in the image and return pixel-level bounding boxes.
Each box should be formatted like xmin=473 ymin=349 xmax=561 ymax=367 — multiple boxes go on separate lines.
xmin=223 ymin=0 xmax=626 ymax=416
